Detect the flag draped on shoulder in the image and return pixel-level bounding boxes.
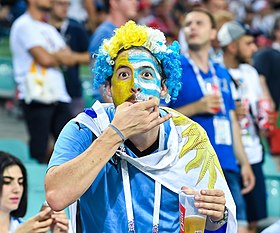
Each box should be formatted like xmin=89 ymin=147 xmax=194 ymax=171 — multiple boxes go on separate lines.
xmin=72 ymin=101 xmax=237 ymax=233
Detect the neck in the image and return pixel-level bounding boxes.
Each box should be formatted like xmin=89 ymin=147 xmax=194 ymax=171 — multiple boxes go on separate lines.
xmin=188 ymin=48 xmax=210 ymax=73
xmin=0 ymin=211 xmax=11 ymax=233
xmin=129 ymin=126 xmax=160 ymax=152
xmin=107 ymin=12 xmax=129 ymax=27
xmin=28 ymin=6 xmax=48 ymax=21
xmin=49 ymin=16 xmax=64 ymax=29
xmin=223 ymin=52 xmax=239 ymax=69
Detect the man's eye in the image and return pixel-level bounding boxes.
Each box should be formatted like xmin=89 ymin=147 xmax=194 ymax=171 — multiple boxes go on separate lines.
xmin=141 ymin=72 xmax=153 ymax=79
xmin=118 ymin=72 xmax=130 ymax=79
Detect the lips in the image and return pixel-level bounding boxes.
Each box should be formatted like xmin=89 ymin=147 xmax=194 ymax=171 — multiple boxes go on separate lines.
xmin=10 ymin=197 xmax=20 ymax=204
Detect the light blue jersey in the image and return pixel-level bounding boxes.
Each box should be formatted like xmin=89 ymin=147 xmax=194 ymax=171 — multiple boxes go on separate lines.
xmin=48 ymin=109 xmax=180 ymax=232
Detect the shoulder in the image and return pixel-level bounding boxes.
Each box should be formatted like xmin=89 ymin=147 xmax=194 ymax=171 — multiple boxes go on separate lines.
xmin=67 ymin=18 xmax=85 ymax=30
xmin=254 ymin=47 xmax=275 ymax=58
xmin=93 ymin=21 xmax=116 ymax=35
xmin=11 ymin=13 xmax=30 ymax=31
xmin=213 ymin=62 xmax=231 ymax=79
xmin=240 ymin=64 xmax=258 ymax=75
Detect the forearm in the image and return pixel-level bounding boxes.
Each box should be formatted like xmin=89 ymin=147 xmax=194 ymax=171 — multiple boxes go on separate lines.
xmin=259 ymin=75 xmax=275 ymax=110
xmin=230 ymin=111 xmax=249 ymax=166
xmin=72 ymin=52 xmax=90 ymax=65
xmin=45 ymin=127 xmax=123 ymax=211
xmin=175 ymin=100 xmax=204 ymax=117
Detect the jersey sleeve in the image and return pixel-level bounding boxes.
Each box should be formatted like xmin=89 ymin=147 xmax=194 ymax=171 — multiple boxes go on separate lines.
xmin=47 ymin=121 xmax=94 ymax=169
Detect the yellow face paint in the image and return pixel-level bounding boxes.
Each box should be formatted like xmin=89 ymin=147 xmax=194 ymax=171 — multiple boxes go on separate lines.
xmin=111 ymin=48 xmax=163 ymax=106
xmin=111 ymin=50 xmax=134 ymax=106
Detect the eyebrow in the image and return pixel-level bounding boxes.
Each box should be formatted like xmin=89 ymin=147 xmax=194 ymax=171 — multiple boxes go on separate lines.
xmin=3 ymin=176 xmax=23 ymax=180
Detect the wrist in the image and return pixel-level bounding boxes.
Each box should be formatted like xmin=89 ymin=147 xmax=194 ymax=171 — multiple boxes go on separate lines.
xmin=209 ymin=206 xmax=228 ymax=225
xmin=108 ymin=124 xmax=126 ymax=143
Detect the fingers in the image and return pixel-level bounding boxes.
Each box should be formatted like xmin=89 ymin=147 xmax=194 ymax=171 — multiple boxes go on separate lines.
xmin=51 ymin=211 xmax=69 ymax=232
xmin=53 ymin=222 xmax=69 ymax=232
xmin=241 ymin=179 xmax=255 ymax=194
xmin=136 ymin=97 xmax=158 ymax=110
xmin=196 ymin=189 xmax=226 ymax=206
xmin=35 ymin=206 xmax=52 ymax=221
xmin=194 ymin=189 xmax=226 ymax=221
xmin=241 ymin=170 xmax=255 ymax=194
xmin=33 ymin=218 xmax=53 ymax=232
xmin=181 ymin=186 xmax=197 ymax=195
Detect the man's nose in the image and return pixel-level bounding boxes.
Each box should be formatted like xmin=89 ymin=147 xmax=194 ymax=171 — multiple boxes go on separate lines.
xmin=130 ymin=87 xmax=141 ymax=94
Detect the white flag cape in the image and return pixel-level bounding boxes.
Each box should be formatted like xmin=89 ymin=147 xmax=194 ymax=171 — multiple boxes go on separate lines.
xmin=71 ymin=101 xmax=237 ymax=233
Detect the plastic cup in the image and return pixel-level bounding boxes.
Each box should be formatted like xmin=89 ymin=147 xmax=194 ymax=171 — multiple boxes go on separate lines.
xmin=204 ymin=78 xmax=221 ymax=113
xmin=179 ymin=190 xmax=206 ymax=233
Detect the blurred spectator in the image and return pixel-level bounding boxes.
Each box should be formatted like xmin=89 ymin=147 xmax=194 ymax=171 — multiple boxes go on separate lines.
xmin=68 ymin=0 xmax=97 ymax=33
xmin=251 ymin=0 xmax=275 ymax=37
xmin=254 ymin=16 xmax=280 ymax=110
xmin=169 ymin=8 xmax=255 ymax=233
xmin=146 ymin=0 xmax=178 ymax=40
xmin=219 ymin=21 xmax=269 ymax=233
xmin=201 ymin=0 xmax=228 ymax=14
xmin=49 ymin=0 xmax=90 ymax=117
xmin=228 ymin=0 xmax=246 ymax=22
xmin=210 ymin=10 xmax=234 ymax=63
xmin=89 ymin=0 xmax=138 ymax=103
xmin=9 ymin=0 xmax=78 ymax=163
xmin=137 ymin=0 xmax=153 ymax=25
xmin=0 ymin=151 xmax=69 ymax=233
xmin=271 ymin=16 xmax=280 ymax=51
xmin=0 ymin=0 xmax=26 ymax=36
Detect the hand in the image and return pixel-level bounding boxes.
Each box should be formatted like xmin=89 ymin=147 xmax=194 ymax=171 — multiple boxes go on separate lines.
xmin=14 ymin=207 xmax=53 ymax=233
xmin=199 ymin=94 xmax=222 ymax=114
xmin=111 ymin=97 xmax=172 ymax=138
xmin=240 ymin=163 xmax=255 ymax=194
xmin=235 ymin=100 xmax=248 ymax=118
xmin=181 ymin=186 xmax=226 ymax=222
xmin=54 ymin=48 xmax=76 ymax=66
xmin=51 ymin=211 xmax=69 ymax=233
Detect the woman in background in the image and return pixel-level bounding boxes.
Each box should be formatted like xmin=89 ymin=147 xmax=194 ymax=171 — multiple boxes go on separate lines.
xmin=0 ymin=151 xmax=69 ymax=233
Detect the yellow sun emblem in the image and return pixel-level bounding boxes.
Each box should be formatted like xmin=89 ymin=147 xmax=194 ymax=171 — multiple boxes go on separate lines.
xmin=163 ymin=107 xmax=224 ymax=189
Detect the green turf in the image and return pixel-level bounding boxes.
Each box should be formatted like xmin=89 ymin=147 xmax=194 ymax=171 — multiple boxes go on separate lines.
xmin=0 ymin=36 xmax=11 ymax=58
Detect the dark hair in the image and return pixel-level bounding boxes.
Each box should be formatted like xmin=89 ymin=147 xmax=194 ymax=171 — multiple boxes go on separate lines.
xmin=0 ymin=151 xmax=28 ymax=218
xmin=103 ymin=0 xmax=110 ymax=13
xmin=188 ymin=7 xmax=216 ymax=29
xmin=273 ymin=17 xmax=280 ymax=30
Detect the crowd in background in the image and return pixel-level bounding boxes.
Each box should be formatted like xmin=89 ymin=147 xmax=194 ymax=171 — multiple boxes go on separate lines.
xmin=1 ymin=0 xmax=280 ymax=233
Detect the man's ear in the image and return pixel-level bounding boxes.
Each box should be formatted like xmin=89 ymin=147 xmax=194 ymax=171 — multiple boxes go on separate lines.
xmin=104 ymin=81 xmax=112 ymax=97
xmin=210 ymin=28 xmax=217 ymax=41
xmin=227 ymin=42 xmax=237 ymax=54
xmin=160 ymin=80 xmax=168 ymax=98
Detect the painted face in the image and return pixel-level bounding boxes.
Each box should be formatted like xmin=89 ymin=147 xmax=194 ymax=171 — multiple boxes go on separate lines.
xmin=0 ymin=165 xmax=24 ymax=214
xmin=110 ymin=48 xmax=163 ymax=106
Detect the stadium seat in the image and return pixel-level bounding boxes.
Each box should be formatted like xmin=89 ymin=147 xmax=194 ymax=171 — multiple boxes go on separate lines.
xmin=0 ymin=57 xmax=16 ymax=99
xmin=24 ymin=163 xmax=48 ymax=220
xmin=265 ymin=177 xmax=280 ymax=217
xmin=0 ymin=138 xmax=35 ymax=163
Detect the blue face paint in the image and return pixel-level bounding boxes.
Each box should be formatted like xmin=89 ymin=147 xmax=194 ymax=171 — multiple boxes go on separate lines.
xmin=111 ymin=48 xmax=163 ymax=106
xmin=128 ymin=49 xmax=162 ymax=101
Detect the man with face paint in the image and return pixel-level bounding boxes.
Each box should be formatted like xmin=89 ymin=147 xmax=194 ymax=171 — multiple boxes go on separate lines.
xmin=45 ymin=21 xmax=237 ymax=233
